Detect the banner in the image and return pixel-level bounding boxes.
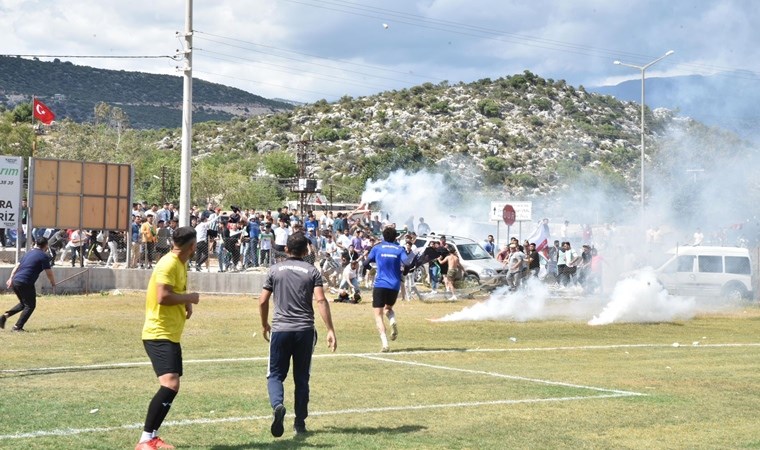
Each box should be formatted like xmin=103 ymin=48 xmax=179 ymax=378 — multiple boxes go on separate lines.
xmin=0 ymin=157 xmax=23 ymax=228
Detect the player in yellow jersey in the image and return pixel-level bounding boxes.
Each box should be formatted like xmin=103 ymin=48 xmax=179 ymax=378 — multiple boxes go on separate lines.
xmin=135 ymin=227 xmax=199 ymax=450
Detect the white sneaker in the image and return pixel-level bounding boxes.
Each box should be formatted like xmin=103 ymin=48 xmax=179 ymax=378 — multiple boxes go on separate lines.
xmin=381 ymin=345 xmax=390 ymax=353
xmin=390 ymin=323 xmax=398 ymax=341
xmin=450 ymin=295 xmax=458 ymax=301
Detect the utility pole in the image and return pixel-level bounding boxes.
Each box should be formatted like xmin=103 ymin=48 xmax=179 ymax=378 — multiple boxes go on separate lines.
xmin=178 ymin=0 xmax=193 ymax=226
xmin=289 ymin=140 xmax=319 ymax=218
xmin=161 ymin=166 xmax=167 ymax=204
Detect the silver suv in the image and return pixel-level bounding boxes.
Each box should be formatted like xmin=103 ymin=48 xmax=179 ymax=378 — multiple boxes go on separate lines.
xmin=412 ymin=234 xmax=507 ymax=284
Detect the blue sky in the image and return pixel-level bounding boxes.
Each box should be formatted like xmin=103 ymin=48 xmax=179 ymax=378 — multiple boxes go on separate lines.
xmin=1 ymin=0 xmax=757 ymax=102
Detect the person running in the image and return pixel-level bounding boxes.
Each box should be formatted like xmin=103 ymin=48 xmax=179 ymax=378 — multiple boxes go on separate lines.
xmin=135 ymin=227 xmax=200 ymax=450
xmin=259 ymin=232 xmax=337 ymax=438
xmin=1 ymin=237 xmax=56 ymax=332
xmin=363 ymin=226 xmax=410 ymax=352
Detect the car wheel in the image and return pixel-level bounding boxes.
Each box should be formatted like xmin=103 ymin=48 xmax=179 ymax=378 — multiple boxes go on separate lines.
xmin=722 ymin=282 xmax=748 ymax=301
xmin=461 ymin=272 xmax=480 ymax=288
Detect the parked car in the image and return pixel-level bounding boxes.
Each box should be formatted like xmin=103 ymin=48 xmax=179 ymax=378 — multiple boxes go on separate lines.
xmin=655 ymin=246 xmax=754 ymax=300
xmin=412 ymin=234 xmax=507 ymax=284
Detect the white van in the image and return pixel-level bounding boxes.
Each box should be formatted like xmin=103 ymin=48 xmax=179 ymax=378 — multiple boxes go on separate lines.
xmin=656 ymin=246 xmax=754 ymax=300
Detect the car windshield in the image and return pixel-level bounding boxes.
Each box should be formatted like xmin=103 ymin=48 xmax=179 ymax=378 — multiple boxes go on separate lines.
xmin=456 ymin=243 xmax=491 ymax=260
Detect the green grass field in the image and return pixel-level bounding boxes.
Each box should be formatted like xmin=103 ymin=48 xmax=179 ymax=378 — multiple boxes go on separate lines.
xmin=2 ymin=291 xmax=760 ymax=449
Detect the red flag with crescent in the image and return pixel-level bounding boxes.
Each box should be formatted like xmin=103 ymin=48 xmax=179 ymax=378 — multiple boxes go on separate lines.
xmin=33 ymin=98 xmax=55 ymax=125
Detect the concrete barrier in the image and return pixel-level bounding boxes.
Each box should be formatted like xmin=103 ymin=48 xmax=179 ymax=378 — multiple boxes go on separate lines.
xmin=0 ymin=266 xmax=267 ymax=295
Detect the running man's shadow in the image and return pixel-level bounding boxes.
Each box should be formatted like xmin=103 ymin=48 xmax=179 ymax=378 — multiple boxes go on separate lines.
xmin=209 ymin=441 xmax=330 ymax=450
xmin=323 ymin=424 xmax=426 ymax=435
xmin=207 ymin=425 xmax=426 ymax=449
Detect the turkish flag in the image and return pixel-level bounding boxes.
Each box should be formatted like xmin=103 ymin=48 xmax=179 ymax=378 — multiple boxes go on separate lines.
xmin=33 ymin=98 xmax=55 ymax=125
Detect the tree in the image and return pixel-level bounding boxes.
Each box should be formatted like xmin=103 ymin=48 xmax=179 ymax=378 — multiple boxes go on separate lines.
xmin=263 ymin=150 xmax=298 ymax=178
xmin=12 ymin=103 xmax=32 ymax=123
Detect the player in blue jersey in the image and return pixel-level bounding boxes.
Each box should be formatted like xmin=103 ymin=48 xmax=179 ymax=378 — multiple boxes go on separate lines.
xmin=363 ymin=226 xmax=410 ymax=352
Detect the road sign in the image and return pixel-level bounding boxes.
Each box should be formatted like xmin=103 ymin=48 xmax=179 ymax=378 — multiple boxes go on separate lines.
xmin=502 ymin=204 xmax=516 ymax=226
xmin=489 ymin=201 xmax=532 ymax=222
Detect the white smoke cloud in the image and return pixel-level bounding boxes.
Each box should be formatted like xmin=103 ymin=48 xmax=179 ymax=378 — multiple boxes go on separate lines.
xmin=361 ymin=169 xmax=497 ymax=239
xmin=434 ymin=278 xmax=604 ymax=322
xmin=588 ymin=268 xmax=696 ymax=325
xmin=434 ymin=271 xmax=697 ymax=325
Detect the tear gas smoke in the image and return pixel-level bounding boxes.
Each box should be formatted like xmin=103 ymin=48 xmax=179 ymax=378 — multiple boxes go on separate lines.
xmin=434 ymin=271 xmax=697 ymax=325
xmin=360 ymin=115 xmax=759 ymax=325
xmin=434 ymin=278 xmax=603 ymax=322
xmin=588 ymin=268 xmax=695 ymax=325
xmin=360 ymin=170 xmax=496 ymax=239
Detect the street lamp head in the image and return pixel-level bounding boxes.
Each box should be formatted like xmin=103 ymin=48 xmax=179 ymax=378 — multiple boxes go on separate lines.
xmin=665 ymin=50 xmax=674 ymax=56
xmin=613 ymin=60 xmax=621 ymax=65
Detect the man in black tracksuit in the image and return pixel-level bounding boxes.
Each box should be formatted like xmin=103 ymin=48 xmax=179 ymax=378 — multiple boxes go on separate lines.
xmin=1 ymin=237 xmax=57 ymax=332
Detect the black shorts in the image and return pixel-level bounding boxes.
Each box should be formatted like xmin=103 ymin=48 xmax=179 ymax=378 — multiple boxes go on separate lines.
xmin=207 ymin=230 xmax=218 ymax=238
xmin=143 ymin=340 xmax=183 ymax=377
xmin=372 ymin=287 xmax=399 ymax=308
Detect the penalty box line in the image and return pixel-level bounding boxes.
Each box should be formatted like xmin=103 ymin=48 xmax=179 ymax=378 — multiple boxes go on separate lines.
xmin=358 ymin=354 xmax=645 ymax=397
xmin=0 ymin=394 xmax=634 ymax=441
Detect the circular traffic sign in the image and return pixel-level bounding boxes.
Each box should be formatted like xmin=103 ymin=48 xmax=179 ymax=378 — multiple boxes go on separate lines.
xmin=502 ymin=204 xmax=516 ymax=226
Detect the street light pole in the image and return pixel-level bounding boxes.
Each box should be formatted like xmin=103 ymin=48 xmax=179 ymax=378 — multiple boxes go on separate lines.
xmin=614 ymin=50 xmax=674 ymax=212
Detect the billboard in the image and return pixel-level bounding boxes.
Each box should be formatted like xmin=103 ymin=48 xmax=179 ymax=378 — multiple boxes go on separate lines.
xmin=30 ymin=158 xmax=132 ymax=230
xmin=0 ymin=157 xmax=23 ymax=228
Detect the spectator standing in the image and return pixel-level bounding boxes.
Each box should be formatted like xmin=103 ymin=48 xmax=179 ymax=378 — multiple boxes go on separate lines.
xmin=483 ymin=235 xmax=495 ymax=257
xmin=417 ymin=217 xmax=431 ymax=236
xmin=259 ymin=224 xmax=273 ymax=267
xmin=140 ymin=215 xmax=158 ymax=269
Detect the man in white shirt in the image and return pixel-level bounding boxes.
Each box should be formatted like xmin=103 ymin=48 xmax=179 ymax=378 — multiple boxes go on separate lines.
xmin=506 ymin=244 xmax=525 ymax=291
xmin=336 ymin=228 xmax=352 ymax=253
xmin=417 ymin=217 xmax=431 ymax=236
xmin=194 ymin=217 xmax=210 ymax=271
xmin=273 ymin=219 xmax=290 ymax=263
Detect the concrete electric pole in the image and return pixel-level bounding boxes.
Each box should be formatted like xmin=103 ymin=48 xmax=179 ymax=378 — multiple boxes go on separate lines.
xmin=179 ymin=0 xmax=193 ymax=226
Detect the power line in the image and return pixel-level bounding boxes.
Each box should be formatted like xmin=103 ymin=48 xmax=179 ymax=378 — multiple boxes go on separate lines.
xmin=194 ymin=30 xmax=441 ymax=82
xmin=194 ymin=48 xmax=397 ymax=92
xmin=283 ymin=0 xmax=760 ymax=80
xmin=194 ymin=34 xmax=432 ymax=86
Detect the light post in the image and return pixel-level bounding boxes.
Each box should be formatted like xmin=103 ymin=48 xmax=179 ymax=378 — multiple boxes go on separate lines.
xmin=614 ymin=50 xmax=674 ymax=211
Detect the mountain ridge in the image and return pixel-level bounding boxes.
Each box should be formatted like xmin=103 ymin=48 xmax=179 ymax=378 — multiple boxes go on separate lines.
xmin=0 ymin=56 xmax=293 ymax=129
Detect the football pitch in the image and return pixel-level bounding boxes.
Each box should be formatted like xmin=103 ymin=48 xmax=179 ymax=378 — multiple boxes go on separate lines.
xmin=2 ymin=292 xmax=760 ymax=449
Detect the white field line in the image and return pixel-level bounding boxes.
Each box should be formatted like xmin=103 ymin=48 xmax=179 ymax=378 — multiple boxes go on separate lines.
xmin=358 ymin=354 xmax=644 ymax=396
xmin=3 ymin=342 xmax=760 ymax=374
xmin=0 ymin=394 xmax=634 ymax=441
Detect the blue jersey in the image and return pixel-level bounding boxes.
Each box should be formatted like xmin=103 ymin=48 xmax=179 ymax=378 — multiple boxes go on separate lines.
xmin=366 ymin=241 xmax=408 ymax=291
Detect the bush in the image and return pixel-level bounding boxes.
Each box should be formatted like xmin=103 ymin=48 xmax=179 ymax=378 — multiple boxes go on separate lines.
xmin=314 ymin=127 xmax=340 ymax=142
xmin=478 ymin=99 xmax=500 ymax=118
xmin=430 ymin=100 xmax=449 ymax=115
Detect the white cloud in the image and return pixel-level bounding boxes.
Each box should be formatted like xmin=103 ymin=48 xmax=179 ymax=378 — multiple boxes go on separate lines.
xmin=0 ymin=0 xmax=757 ymax=102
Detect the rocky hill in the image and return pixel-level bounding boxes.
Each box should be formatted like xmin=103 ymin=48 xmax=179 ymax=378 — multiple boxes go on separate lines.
xmin=29 ymin=70 xmax=753 ymax=227
xmin=0 ymin=56 xmax=293 ymax=129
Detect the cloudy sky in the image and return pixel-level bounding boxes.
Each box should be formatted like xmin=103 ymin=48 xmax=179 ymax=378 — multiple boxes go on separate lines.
xmin=1 ymin=0 xmax=758 ymax=103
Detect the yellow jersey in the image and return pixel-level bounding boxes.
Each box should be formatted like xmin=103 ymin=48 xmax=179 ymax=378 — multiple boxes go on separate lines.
xmin=142 ymin=252 xmax=188 ymax=342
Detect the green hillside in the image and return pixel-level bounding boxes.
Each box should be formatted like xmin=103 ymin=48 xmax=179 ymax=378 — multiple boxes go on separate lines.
xmin=0 ymin=56 xmax=293 ymax=128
